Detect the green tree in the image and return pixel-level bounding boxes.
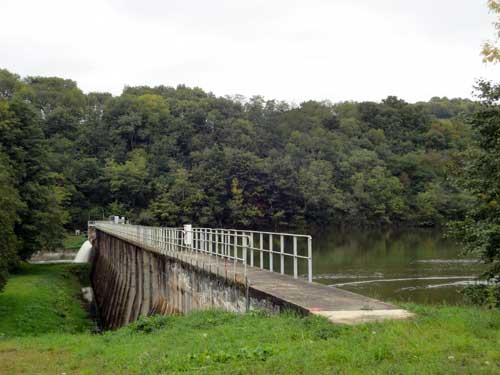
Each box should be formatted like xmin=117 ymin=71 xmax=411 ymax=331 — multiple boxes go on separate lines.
xmin=451 ymin=81 xmax=500 ymax=280
xmin=228 ymin=178 xmax=262 ymax=227
xmin=351 ymin=166 xmax=406 ymax=224
xmin=0 ymin=150 xmax=22 ymax=290
xmin=298 ymin=160 xmax=342 ymax=223
xmin=0 ymin=69 xmax=21 ymax=99
xmin=0 ymin=98 xmax=66 ymax=258
xmin=105 ymin=149 xmax=150 ymax=211
xmin=149 ymin=167 xmax=207 ymax=226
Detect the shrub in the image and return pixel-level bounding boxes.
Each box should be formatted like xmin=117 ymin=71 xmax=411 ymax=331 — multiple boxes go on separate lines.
xmin=462 ymin=284 xmax=500 ymax=308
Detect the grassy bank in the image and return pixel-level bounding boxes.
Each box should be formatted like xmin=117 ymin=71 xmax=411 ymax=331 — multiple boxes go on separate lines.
xmin=0 ymin=264 xmax=499 ymax=374
xmin=0 ymin=263 xmax=92 ymax=337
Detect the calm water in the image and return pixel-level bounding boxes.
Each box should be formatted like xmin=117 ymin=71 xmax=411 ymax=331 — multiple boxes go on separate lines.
xmin=310 ymin=227 xmax=485 ymax=304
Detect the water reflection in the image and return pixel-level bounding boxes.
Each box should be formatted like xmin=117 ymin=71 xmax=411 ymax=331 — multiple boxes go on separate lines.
xmin=310 ymin=227 xmax=485 ymax=304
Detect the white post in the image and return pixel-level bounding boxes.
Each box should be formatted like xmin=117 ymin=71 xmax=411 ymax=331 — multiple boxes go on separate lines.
xmin=293 ymin=236 xmax=298 ymax=279
xmin=280 ymin=235 xmax=285 ymax=275
xmin=269 ymin=234 xmax=273 ymax=272
xmin=308 ymin=236 xmax=313 ymax=283
xmin=183 ymin=224 xmax=193 ymax=249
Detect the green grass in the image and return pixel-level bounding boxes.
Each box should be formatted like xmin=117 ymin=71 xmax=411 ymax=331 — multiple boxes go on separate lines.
xmin=63 ymin=233 xmax=87 ymax=250
xmin=0 ymin=263 xmax=92 ymax=337
xmin=0 ymin=264 xmax=499 ymax=374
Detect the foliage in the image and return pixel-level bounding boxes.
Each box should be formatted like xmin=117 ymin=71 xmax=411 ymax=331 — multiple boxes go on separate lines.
xmin=450 ymin=80 xmax=500 ymax=281
xmin=0 ymin=69 xmax=477 ymax=232
xmin=126 ymin=314 xmax=174 ymax=334
xmin=1 ymin=264 xmax=500 ymax=374
xmin=0 ymin=150 xmax=22 ymax=291
xmin=0 ymin=70 xmax=70 ymax=288
xmin=482 ymin=0 xmax=500 ymax=63
xmin=462 ymin=284 xmax=500 ymax=309
xmin=0 ymin=78 xmax=67 ymax=260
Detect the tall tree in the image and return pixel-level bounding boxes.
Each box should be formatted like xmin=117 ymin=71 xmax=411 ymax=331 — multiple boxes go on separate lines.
xmin=451 ymin=81 xmax=500 ymax=280
xmin=0 ymin=149 xmax=22 ymax=290
xmin=0 ymin=97 xmax=66 ymax=258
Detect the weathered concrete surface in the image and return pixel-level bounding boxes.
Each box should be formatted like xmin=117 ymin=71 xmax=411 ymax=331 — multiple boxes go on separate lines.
xmin=90 ymin=227 xmax=413 ymax=328
xmin=91 ymin=229 xmax=251 ymax=329
xmin=246 ymin=268 xmax=414 ymax=324
xmin=312 ymin=309 xmax=414 ymax=325
xmin=29 ymin=251 xmax=77 ymax=263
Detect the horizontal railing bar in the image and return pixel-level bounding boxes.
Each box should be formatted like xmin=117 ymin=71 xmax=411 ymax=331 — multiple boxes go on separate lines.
xmin=193 ymin=227 xmax=312 ymax=239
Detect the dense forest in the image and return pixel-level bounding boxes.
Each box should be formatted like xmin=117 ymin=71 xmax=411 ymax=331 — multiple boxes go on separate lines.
xmin=0 ymin=67 xmax=480 ymax=284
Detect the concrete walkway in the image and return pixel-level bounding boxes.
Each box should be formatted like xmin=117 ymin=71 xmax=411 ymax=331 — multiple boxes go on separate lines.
xmin=246 ymin=267 xmax=413 ymax=324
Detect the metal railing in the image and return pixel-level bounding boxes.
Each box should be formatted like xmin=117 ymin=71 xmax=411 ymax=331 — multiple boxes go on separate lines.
xmin=192 ymin=228 xmax=313 ymax=282
xmin=89 ymin=221 xmax=313 ymax=282
xmin=90 ymin=222 xmax=249 ymax=282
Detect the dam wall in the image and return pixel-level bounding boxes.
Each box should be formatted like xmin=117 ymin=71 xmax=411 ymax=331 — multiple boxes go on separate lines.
xmin=90 ymin=228 xmax=301 ymax=329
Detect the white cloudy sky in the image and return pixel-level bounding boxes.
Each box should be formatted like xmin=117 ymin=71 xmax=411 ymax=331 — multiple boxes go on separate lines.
xmin=1 ymin=0 xmax=499 ymax=102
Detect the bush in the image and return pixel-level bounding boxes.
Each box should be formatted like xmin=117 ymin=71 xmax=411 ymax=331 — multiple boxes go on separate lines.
xmin=126 ymin=315 xmax=173 ymax=333
xmin=462 ymin=284 xmax=500 ymax=308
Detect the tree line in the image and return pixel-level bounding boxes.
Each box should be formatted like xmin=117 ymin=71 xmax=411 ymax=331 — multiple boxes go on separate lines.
xmin=0 ymin=68 xmax=479 ymax=289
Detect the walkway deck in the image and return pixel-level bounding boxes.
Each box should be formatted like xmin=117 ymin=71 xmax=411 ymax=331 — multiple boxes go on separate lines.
xmin=246 ymin=267 xmax=413 ymax=324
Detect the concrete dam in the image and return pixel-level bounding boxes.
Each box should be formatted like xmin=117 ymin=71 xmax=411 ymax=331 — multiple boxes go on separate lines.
xmin=86 ymin=222 xmax=412 ymax=329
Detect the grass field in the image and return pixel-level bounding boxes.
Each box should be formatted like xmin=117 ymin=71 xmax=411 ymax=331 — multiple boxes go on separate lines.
xmin=0 ymin=264 xmax=499 ymax=374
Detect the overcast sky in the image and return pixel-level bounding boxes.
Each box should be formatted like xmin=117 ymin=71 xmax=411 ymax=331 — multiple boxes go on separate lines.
xmin=1 ymin=0 xmax=499 ymax=103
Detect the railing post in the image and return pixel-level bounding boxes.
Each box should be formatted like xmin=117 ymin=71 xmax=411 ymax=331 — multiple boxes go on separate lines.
xmin=225 ymin=230 xmax=229 ymax=257
xmin=205 ymin=229 xmax=208 ymax=253
xmin=209 ymin=229 xmax=213 ymax=255
xmin=249 ymin=232 xmax=254 ymax=267
xmin=293 ymin=236 xmax=298 ymax=279
xmin=243 ymin=235 xmax=248 ymax=279
xmin=259 ymin=233 xmax=263 ymax=269
xmin=280 ymin=234 xmax=284 ymax=275
xmin=202 ymin=229 xmax=205 ymax=252
xmin=233 ymin=234 xmax=237 ymax=281
xmin=233 ymin=231 xmax=237 ymax=260
xmin=308 ymin=236 xmax=312 ymax=283
xmin=215 ymin=229 xmax=219 ymax=257
xmin=269 ymin=234 xmax=273 ymax=272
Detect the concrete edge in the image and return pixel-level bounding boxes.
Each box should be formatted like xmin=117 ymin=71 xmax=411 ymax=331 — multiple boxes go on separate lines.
xmin=28 ymin=260 xmax=76 ymax=264
xmin=312 ymin=309 xmax=415 ymax=325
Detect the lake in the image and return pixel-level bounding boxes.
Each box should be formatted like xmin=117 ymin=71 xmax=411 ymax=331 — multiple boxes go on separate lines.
xmin=310 ymin=227 xmax=485 ymax=304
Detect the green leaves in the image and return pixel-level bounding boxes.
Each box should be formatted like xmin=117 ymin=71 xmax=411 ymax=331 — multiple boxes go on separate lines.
xmin=0 ymin=74 xmax=69 ymax=265
xmin=450 ymin=80 xmax=500 ymax=281
xmin=0 ymin=66 xmax=479 ymax=263
xmin=0 ymin=149 xmax=22 ymax=290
